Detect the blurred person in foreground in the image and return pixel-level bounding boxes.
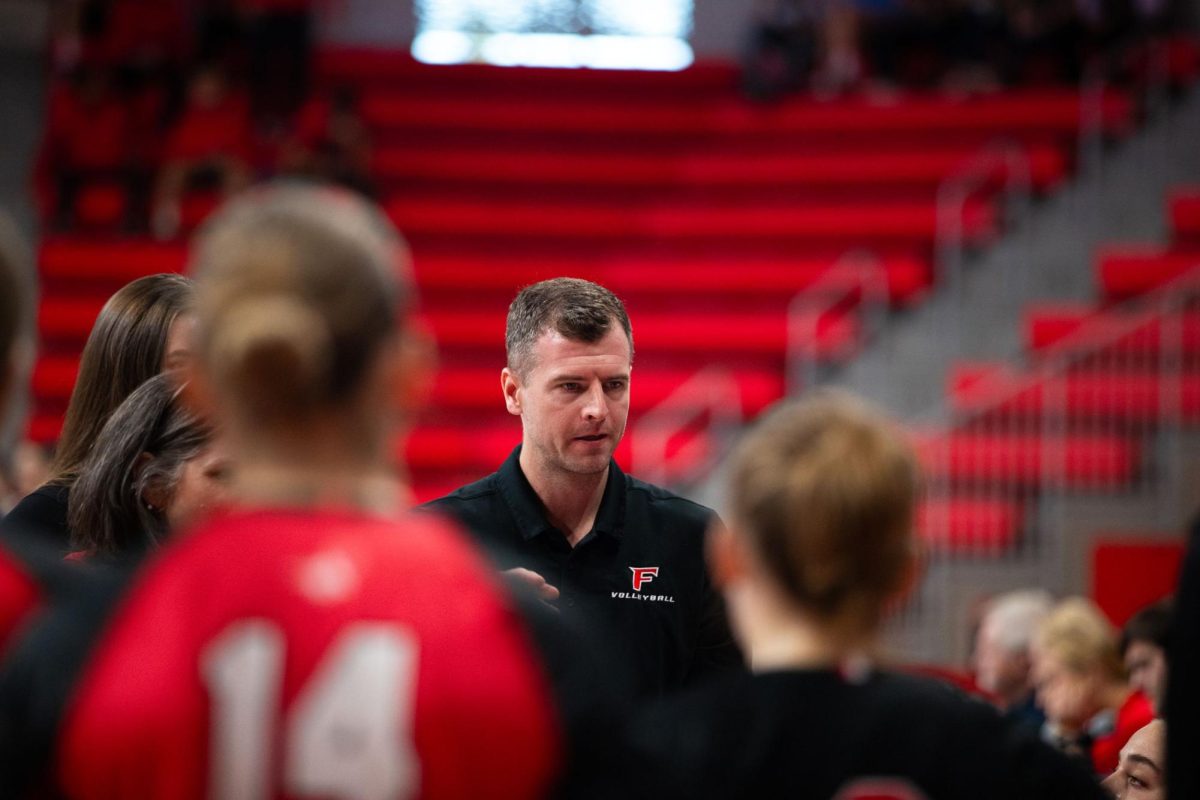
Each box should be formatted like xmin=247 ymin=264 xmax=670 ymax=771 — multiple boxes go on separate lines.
xmin=1101 ymin=719 xmax=1165 ymax=800
xmin=1118 ymin=599 xmax=1170 ymax=716
xmin=974 ymin=588 xmax=1054 ymax=735
xmin=1032 ymin=598 xmax=1154 ymax=775
xmin=1167 ymin=515 xmax=1200 ymax=799
xmin=0 ymin=185 xmax=565 ymax=798
xmin=626 ymin=390 xmax=1109 ymax=799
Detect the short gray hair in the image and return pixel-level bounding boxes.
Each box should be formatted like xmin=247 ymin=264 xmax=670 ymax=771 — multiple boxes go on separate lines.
xmin=983 ymin=589 xmax=1054 ymax=654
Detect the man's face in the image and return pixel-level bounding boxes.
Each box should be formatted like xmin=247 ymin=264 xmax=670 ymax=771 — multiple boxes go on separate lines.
xmin=974 ymin=619 xmax=1030 ymax=703
xmin=1102 ymin=720 xmax=1165 ymax=800
xmin=504 ymin=326 xmax=631 ymax=479
xmin=1124 ymin=640 xmax=1167 ymax=713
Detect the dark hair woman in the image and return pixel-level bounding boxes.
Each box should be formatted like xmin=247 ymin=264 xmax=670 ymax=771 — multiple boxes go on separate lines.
xmin=67 ymin=373 xmax=229 ymax=559
xmin=2 ymin=273 xmax=194 ymax=551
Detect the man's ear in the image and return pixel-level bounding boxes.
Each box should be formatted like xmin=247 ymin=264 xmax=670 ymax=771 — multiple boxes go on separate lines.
xmin=501 ymin=367 xmax=521 ymax=417
xmin=706 ymin=519 xmax=749 ymax=591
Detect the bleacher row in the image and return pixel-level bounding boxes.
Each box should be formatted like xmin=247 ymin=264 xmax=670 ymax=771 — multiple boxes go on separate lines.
xmin=28 ymin=51 xmax=1200 ymax=553
xmin=931 ymin=186 xmax=1200 ymax=552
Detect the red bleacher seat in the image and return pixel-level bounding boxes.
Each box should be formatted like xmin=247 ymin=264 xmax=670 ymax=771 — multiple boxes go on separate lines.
xmin=917 ymin=497 xmax=1023 ymax=552
xmin=1098 ymin=247 xmax=1200 ymax=301
xmin=1169 ymin=188 xmax=1200 ymax=244
xmin=1024 ymin=306 xmax=1200 ymax=358
xmin=1091 ymin=538 xmax=1186 ymax=627
xmin=950 ymin=362 xmax=1200 ymax=421
xmin=387 ymin=197 xmax=996 ymax=245
xmin=914 ymin=431 xmax=1139 ymax=487
xmin=372 ymin=144 xmax=1067 ymax=193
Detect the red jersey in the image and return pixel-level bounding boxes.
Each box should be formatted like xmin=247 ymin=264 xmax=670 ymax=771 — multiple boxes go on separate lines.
xmin=57 ymin=508 xmax=560 ymax=799
xmin=1091 ymin=690 xmax=1155 ymax=775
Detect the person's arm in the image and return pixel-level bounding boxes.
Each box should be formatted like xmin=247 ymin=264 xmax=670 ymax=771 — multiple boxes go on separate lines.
xmin=1167 ymin=516 xmax=1200 ymax=799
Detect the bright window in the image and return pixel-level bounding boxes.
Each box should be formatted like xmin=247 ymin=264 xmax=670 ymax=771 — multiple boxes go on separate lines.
xmin=412 ymin=0 xmax=694 ymax=71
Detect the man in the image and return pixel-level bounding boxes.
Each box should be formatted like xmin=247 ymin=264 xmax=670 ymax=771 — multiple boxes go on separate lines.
xmin=1102 ymin=720 xmax=1165 ymax=800
xmin=974 ymin=589 xmax=1053 ymax=734
xmin=425 ymin=278 xmax=741 ymax=697
xmin=1118 ymin=599 xmax=1170 ymax=714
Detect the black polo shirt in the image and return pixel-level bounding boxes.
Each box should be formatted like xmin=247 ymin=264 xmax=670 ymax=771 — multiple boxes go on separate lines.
xmin=423 ymin=446 xmax=742 ymax=699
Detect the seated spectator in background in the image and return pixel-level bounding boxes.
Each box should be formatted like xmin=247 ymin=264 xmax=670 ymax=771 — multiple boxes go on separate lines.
xmin=1 ymin=274 xmax=194 ymax=552
xmin=153 ymin=66 xmax=252 ymax=239
xmin=38 ymin=66 xmax=145 ymax=231
xmin=1102 ymin=719 xmax=1165 ymax=800
xmin=1119 ymin=599 xmax=1170 ymax=715
xmin=1032 ymin=598 xmax=1155 ymax=775
xmin=627 ymin=391 xmax=1108 ymax=799
xmin=279 ymin=87 xmax=375 ymax=198
xmin=0 ymin=443 xmax=50 ymax=515
xmin=974 ymin=588 xmax=1054 ymax=735
xmin=742 ymin=0 xmax=814 ymax=100
xmin=67 ymin=374 xmax=229 ymax=561
xmin=239 ymin=0 xmax=314 ymax=128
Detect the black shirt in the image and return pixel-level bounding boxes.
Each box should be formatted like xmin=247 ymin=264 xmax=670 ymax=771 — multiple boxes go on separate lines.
xmin=423 ymin=446 xmax=742 ymax=699
xmin=2 ymin=484 xmax=71 ymax=553
xmin=627 ymin=668 xmax=1111 ymax=800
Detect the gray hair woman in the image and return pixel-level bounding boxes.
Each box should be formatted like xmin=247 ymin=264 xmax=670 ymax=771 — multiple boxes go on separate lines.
xmin=67 ymin=373 xmax=229 ymax=558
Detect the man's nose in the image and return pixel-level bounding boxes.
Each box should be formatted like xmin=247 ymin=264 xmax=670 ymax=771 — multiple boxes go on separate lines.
xmin=582 ymin=382 xmax=607 ymax=420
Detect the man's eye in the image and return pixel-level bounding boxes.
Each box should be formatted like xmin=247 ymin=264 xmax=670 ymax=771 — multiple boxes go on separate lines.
xmin=560 ymin=383 xmax=580 ymax=392
xmin=605 ymin=380 xmax=626 ymax=391
xmin=1128 ymin=775 xmax=1147 ymax=789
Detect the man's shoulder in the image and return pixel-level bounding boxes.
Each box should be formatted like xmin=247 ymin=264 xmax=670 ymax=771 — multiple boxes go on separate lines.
xmin=623 ymin=474 xmax=716 ymax=528
xmin=420 ymin=472 xmax=503 ymax=514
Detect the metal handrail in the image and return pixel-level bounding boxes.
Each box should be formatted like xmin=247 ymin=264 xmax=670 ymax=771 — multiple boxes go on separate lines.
xmin=785 ymin=248 xmax=889 ymax=394
xmin=946 ymin=263 xmax=1200 ymax=428
xmin=631 ymin=365 xmax=744 ymax=488
xmin=935 ymin=139 xmax=1033 ymax=288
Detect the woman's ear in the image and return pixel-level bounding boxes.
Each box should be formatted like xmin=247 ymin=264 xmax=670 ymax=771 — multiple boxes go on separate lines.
xmin=134 ymin=452 xmax=167 ymax=512
xmin=706 ymin=519 xmax=750 ymax=591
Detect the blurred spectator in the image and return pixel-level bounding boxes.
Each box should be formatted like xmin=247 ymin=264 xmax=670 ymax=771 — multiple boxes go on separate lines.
xmin=152 ymin=65 xmax=252 ymax=239
xmin=278 ymin=87 xmax=375 ymax=198
xmin=37 ymin=66 xmax=147 ymax=231
xmin=0 ymin=442 xmax=51 ymax=515
xmin=238 ymin=0 xmax=315 ymax=128
xmin=974 ymin=589 xmax=1054 ymax=735
xmin=1101 ymin=719 xmax=1165 ymax=800
xmin=1118 ymin=599 xmax=1170 ymax=715
xmin=743 ymin=0 xmax=815 ymax=100
xmin=1032 ymin=598 xmax=1155 ymax=775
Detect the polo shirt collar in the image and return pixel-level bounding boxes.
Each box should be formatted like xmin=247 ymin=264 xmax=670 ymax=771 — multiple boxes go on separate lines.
xmin=496 ymin=445 xmax=627 ymax=542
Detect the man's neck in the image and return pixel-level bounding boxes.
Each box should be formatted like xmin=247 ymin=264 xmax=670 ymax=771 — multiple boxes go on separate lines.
xmin=519 ymin=448 xmax=609 ymax=547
